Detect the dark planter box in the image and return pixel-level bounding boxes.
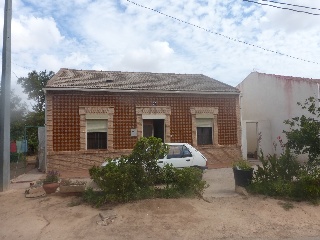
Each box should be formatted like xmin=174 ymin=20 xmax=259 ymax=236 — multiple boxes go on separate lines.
xmin=233 ymin=168 xmax=253 ymax=187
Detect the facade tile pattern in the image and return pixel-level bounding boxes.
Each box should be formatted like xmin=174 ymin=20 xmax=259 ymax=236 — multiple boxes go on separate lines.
xmin=48 ymin=92 xmax=239 ymax=152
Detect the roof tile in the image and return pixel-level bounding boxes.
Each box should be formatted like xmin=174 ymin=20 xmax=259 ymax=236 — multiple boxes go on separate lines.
xmin=46 ymin=68 xmax=239 ymax=93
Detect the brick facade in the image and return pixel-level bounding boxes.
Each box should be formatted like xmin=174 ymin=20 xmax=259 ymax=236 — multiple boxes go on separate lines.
xmin=46 ymin=91 xmax=241 ymax=170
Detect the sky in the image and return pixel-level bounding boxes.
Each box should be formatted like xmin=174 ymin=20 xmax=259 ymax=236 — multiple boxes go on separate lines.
xmin=1 ymin=0 xmax=320 ymax=105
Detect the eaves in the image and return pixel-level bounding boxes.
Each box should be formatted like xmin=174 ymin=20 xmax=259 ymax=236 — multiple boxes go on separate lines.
xmin=43 ymin=87 xmax=240 ymax=95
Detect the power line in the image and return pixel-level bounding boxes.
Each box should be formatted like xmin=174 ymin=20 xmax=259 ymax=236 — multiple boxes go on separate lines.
xmin=126 ymin=0 xmax=319 ymax=65
xmin=12 ymin=62 xmax=33 ymax=71
xmin=259 ymin=0 xmax=320 ymax=11
xmin=12 ymin=71 xmax=19 ymax=79
xmin=243 ymin=0 xmax=320 ymax=16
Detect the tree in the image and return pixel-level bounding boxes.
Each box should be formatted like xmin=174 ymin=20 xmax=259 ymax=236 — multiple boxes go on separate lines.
xmin=17 ymin=70 xmax=54 ymax=113
xmin=284 ymin=97 xmax=320 ymax=163
xmin=17 ymin=70 xmax=54 ymax=154
xmin=0 ymin=88 xmax=28 ymax=141
xmin=24 ymin=111 xmax=46 ymax=153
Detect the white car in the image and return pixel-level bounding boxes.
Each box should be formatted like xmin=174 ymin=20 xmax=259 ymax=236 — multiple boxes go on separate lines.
xmin=157 ymin=143 xmax=207 ymax=170
xmin=102 ymin=143 xmax=208 ymax=170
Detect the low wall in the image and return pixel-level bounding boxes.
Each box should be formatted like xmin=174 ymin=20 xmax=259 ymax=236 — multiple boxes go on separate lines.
xmin=47 ymin=150 xmax=132 ymax=171
xmin=197 ymin=145 xmax=242 ymax=169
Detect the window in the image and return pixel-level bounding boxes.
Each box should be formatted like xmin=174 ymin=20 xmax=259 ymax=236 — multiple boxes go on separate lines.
xmin=196 ymin=118 xmax=213 ymax=145
xmin=87 ymin=119 xmax=108 ymax=149
xmin=167 ymin=145 xmax=183 ymax=158
xmin=167 ymin=145 xmax=193 ymax=159
xmin=182 ymin=146 xmax=192 ymax=157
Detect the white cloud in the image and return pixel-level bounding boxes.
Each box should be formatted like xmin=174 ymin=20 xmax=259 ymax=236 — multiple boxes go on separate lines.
xmin=63 ymin=52 xmax=90 ymax=67
xmin=258 ymin=0 xmax=320 ymax=32
xmin=37 ymin=54 xmax=61 ymax=71
xmin=0 ymin=0 xmax=318 ymax=104
xmin=113 ymin=41 xmax=174 ymax=72
xmin=12 ymin=16 xmax=64 ymax=52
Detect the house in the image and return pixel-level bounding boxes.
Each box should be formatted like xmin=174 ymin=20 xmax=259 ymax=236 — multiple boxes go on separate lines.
xmin=237 ymin=71 xmax=320 ymax=160
xmin=44 ymin=68 xmax=241 ymax=171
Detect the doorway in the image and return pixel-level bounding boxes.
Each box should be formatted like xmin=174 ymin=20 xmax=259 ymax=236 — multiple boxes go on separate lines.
xmin=246 ymin=122 xmax=258 ymax=159
xmin=143 ymin=119 xmax=164 ymax=142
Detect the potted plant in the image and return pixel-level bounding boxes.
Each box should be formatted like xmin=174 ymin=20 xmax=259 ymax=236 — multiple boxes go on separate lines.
xmin=232 ymin=159 xmax=254 ymax=187
xmin=60 ymin=179 xmax=87 ymax=193
xmin=42 ymin=170 xmax=60 ymax=194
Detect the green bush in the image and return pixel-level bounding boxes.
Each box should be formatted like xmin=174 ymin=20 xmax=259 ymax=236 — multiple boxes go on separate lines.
xmin=127 ymin=136 xmax=168 ymax=185
xmin=232 ymin=158 xmax=252 ymax=170
xmin=254 ymin=148 xmax=300 ymax=183
xmin=249 ymin=97 xmax=320 ymax=202
xmin=156 ymin=165 xmax=207 ymax=198
xmin=84 ymin=137 xmax=208 ymax=206
xmin=89 ymin=158 xmax=153 ymax=203
xmin=249 ymin=150 xmax=320 ymax=202
xmin=284 ymin=97 xmax=320 ymax=163
xmin=248 ymin=179 xmax=293 ymax=198
xmin=292 ymin=163 xmax=320 ymax=201
xmin=82 ymin=187 xmax=107 ymax=207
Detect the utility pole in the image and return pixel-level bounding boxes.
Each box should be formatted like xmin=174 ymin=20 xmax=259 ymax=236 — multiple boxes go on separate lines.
xmin=0 ymin=0 xmax=12 ymax=192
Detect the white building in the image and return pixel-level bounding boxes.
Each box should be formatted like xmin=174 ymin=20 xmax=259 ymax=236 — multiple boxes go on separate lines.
xmin=237 ymin=72 xmax=320 ymax=160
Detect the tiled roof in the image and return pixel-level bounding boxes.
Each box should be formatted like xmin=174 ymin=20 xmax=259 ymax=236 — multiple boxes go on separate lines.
xmin=46 ymin=68 xmax=239 ymax=93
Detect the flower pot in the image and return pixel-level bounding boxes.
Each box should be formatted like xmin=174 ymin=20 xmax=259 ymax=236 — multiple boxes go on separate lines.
xmin=43 ymin=182 xmax=59 ymax=194
xmin=233 ymin=168 xmax=253 ymax=187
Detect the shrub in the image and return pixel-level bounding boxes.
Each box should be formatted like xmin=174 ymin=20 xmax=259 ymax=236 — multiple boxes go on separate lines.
xmin=127 ymin=136 xmax=169 ymax=185
xmin=84 ymin=137 xmax=208 ymax=206
xmin=249 ymin=97 xmax=320 ymax=201
xmin=232 ymin=158 xmax=252 ymax=170
xmin=157 ymin=165 xmax=206 ymax=197
xmin=254 ymin=148 xmax=300 ymax=183
xmin=89 ymin=158 xmax=153 ymax=203
xmin=172 ymin=167 xmax=207 ymax=196
xmin=291 ymin=163 xmax=320 ymax=201
xmin=82 ymin=187 xmax=107 ymax=207
xmin=284 ymin=97 xmax=320 ymax=163
xmin=249 ymin=149 xmax=320 ymax=202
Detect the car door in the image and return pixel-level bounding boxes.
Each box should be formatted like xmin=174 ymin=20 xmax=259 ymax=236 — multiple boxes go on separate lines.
xmin=161 ymin=144 xmax=192 ymax=168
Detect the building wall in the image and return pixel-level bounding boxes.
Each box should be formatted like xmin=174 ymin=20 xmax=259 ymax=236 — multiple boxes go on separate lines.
xmin=46 ymin=91 xmax=241 ymax=170
xmin=238 ymin=72 xmax=319 ymax=158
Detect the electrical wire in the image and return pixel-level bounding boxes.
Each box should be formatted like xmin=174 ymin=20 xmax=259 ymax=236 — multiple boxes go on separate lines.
xmin=13 ymin=62 xmax=34 ymax=71
xmin=12 ymin=71 xmax=19 ymax=79
xmin=126 ymin=0 xmax=319 ymax=65
xmin=259 ymin=0 xmax=320 ymax=11
xmin=243 ymin=0 xmax=320 ymax=16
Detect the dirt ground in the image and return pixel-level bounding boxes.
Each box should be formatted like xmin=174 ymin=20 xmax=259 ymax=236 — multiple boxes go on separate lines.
xmin=1 ymin=169 xmax=320 ymax=240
